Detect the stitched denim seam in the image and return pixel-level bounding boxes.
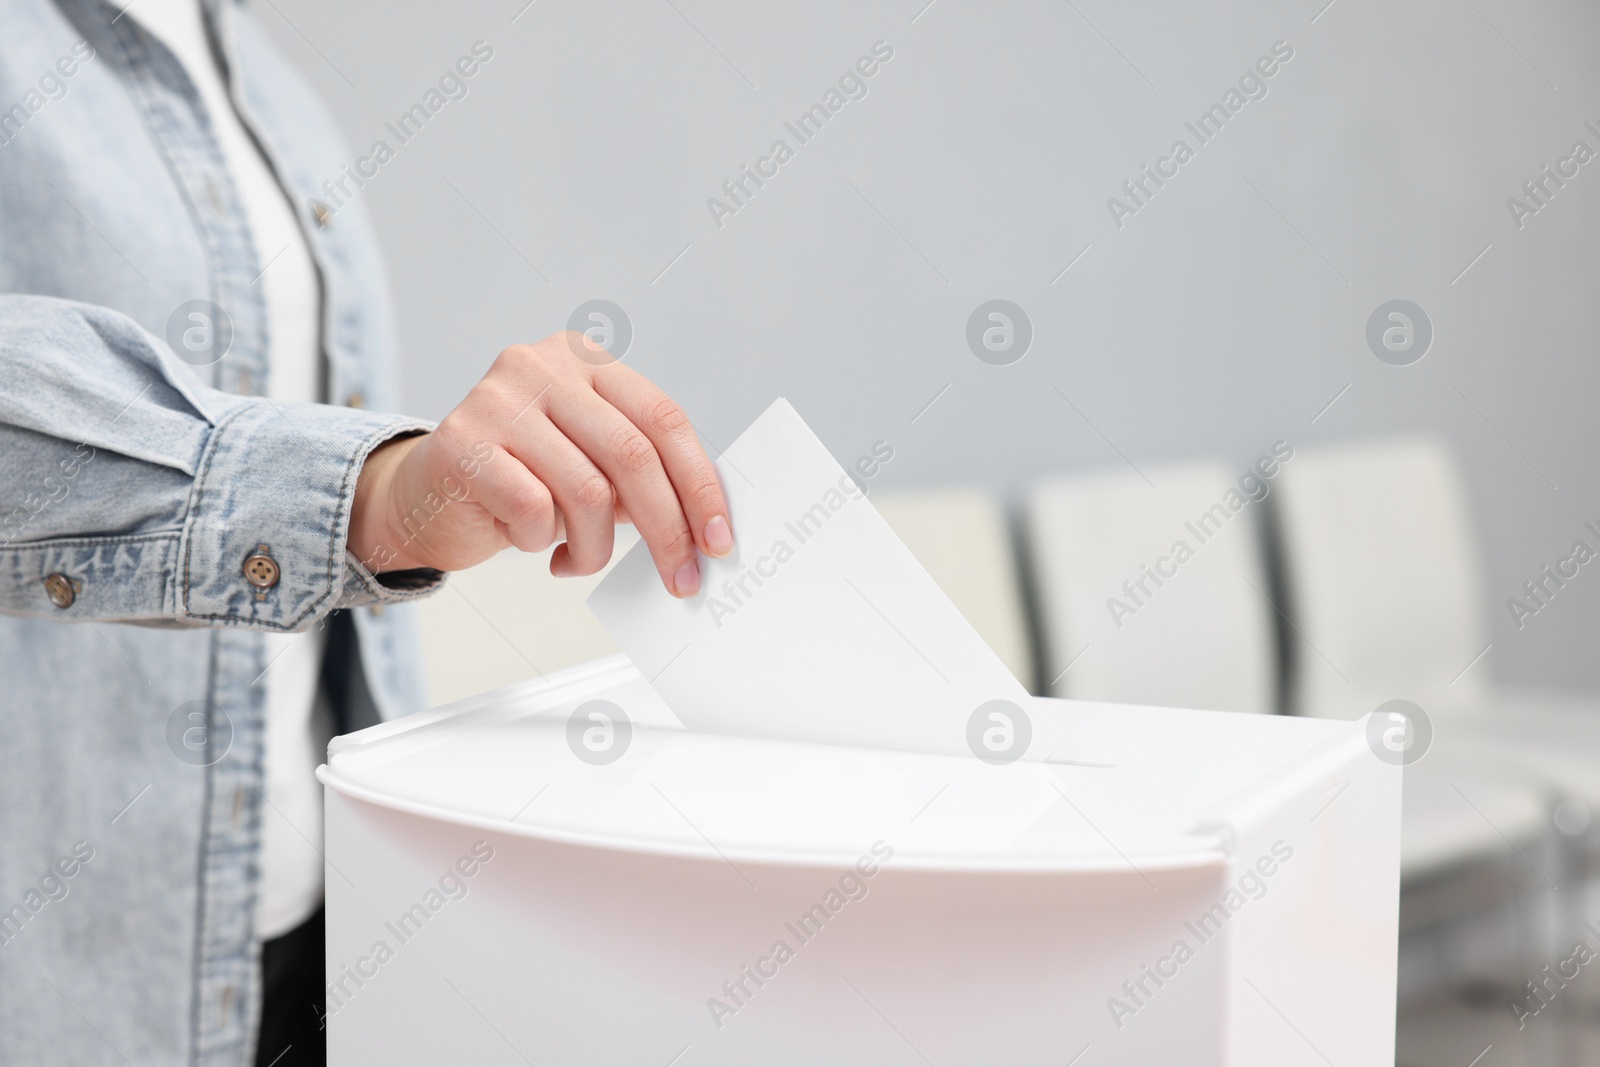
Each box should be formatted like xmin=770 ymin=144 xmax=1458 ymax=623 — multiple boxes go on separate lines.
xmin=4 ymin=531 xmax=180 ymax=552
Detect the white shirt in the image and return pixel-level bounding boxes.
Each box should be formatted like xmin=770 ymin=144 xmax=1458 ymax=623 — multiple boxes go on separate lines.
xmin=135 ymin=0 xmax=329 ymax=940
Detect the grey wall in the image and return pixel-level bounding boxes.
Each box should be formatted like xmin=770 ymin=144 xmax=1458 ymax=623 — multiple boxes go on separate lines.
xmin=258 ymin=0 xmax=1600 ymax=694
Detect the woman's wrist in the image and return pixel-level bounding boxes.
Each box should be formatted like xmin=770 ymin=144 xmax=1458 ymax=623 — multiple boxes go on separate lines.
xmin=349 ymin=433 xmax=428 ymax=573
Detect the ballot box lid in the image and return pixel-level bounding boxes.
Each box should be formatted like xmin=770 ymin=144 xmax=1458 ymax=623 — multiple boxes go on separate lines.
xmin=320 ymin=656 xmax=1356 ymax=873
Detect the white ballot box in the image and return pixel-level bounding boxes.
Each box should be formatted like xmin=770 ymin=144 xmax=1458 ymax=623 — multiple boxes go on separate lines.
xmin=320 ymin=655 xmax=1400 ymax=1066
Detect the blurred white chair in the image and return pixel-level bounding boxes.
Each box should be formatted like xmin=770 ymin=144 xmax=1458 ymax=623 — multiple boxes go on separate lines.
xmin=1023 ymin=460 xmax=1275 ymax=713
xmin=1271 ymin=439 xmax=1550 ymax=882
xmin=1271 ymin=436 xmax=1491 ymax=720
xmin=416 ymin=529 xmax=637 ymax=708
xmin=871 ymin=487 xmax=1035 ymax=688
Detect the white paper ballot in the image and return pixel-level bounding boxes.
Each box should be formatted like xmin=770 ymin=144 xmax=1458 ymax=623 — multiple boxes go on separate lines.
xmin=587 ymin=399 xmax=1042 ymax=761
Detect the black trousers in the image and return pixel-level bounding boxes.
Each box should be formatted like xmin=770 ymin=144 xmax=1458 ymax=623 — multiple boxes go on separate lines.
xmin=254 ymin=907 xmax=326 ymax=1067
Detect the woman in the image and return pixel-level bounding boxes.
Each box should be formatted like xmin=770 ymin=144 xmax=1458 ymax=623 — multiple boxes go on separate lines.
xmin=0 ymin=2 xmax=732 ymax=1064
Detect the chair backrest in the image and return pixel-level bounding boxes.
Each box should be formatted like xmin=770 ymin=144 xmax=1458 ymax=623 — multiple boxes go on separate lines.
xmin=1024 ymin=461 xmax=1276 ymax=714
xmin=1272 ymin=436 xmax=1490 ymax=719
xmin=415 ymin=530 xmax=637 ymax=708
xmin=870 ymin=487 xmax=1036 ymax=689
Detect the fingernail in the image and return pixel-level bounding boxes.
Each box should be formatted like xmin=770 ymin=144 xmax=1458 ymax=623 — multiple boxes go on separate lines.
xmin=703 ymin=515 xmax=733 ymax=557
xmin=673 ymin=559 xmax=700 ymax=597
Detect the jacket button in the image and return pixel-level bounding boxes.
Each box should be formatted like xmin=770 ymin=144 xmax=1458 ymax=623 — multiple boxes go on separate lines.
xmin=311 ymin=201 xmax=332 ymax=228
xmin=346 ymin=392 xmax=364 ymax=409
xmin=43 ymin=573 xmax=75 ymax=609
xmin=243 ymin=548 xmax=280 ymax=590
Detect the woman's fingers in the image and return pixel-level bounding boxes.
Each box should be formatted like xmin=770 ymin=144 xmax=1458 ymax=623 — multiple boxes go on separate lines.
xmin=467 ymin=444 xmax=560 ymax=554
xmin=374 ymin=335 xmax=733 ymax=595
xmin=503 ymin=418 xmax=616 ymax=577
xmin=546 ymin=389 xmax=700 ymax=596
xmin=593 ymin=366 xmax=732 ymax=560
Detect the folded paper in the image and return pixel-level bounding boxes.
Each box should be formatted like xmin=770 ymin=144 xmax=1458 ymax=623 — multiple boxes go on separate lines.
xmin=587 ymin=398 xmax=1046 ymax=760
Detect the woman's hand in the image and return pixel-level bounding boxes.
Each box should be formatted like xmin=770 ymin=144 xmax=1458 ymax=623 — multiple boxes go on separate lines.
xmin=348 ymin=331 xmax=733 ymax=597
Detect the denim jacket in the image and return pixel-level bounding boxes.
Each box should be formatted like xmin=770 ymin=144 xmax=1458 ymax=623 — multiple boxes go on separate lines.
xmin=0 ymin=1 xmax=445 ymax=1063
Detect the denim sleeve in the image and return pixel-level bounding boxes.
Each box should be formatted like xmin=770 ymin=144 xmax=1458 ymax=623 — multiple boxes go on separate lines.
xmin=0 ymin=294 xmax=446 ymax=630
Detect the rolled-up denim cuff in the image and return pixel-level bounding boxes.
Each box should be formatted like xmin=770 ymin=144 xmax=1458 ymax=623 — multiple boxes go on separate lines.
xmin=180 ymin=400 xmax=437 ymax=630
